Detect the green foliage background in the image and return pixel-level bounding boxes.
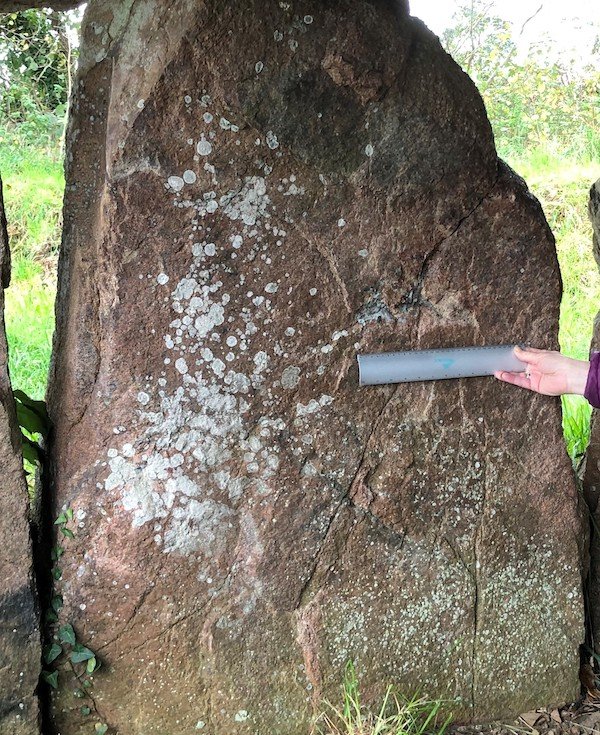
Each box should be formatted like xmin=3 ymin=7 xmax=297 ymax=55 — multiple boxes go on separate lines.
xmin=442 ymin=1 xmax=600 ymax=162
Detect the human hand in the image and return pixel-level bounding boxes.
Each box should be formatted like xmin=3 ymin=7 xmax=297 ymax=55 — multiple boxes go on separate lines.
xmin=494 ymin=345 xmax=590 ymax=397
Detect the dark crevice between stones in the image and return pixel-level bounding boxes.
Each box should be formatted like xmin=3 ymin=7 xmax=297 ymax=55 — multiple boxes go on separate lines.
xmin=31 ymin=454 xmax=59 ymax=735
xmin=578 ymin=455 xmax=598 ymax=705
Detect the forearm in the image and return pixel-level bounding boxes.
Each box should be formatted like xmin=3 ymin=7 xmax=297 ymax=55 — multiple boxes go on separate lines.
xmin=568 ymin=357 xmax=590 ymax=395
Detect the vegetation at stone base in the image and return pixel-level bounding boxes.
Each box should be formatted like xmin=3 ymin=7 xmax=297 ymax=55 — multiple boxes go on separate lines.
xmin=43 ymin=507 xmax=108 ymax=734
xmin=311 ymin=661 xmax=453 ymax=735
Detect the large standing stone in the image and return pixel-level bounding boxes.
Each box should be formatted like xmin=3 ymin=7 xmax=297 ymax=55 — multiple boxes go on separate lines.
xmin=46 ymin=1 xmax=585 ymax=731
xmin=0 ymin=177 xmax=41 ymax=733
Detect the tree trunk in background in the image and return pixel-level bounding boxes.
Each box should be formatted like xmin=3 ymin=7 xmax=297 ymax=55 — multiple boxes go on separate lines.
xmin=0 ymin=177 xmax=41 ymax=733
xmin=45 ymin=1 xmax=585 ymax=731
xmin=583 ymin=178 xmax=600 ymax=656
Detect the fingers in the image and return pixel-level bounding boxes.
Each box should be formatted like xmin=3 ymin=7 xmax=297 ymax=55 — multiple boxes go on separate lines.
xmin=514 ymin=345 xmax=545 ymax=364
xmin=494 ymin=370 xmax=532 ymax=390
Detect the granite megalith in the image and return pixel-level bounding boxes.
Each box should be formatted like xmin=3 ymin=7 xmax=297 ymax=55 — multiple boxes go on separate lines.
xmin=0 ymin=177 xmax=42 ymax=733
xmin=43 ymin=1 xmax=585 ymax=732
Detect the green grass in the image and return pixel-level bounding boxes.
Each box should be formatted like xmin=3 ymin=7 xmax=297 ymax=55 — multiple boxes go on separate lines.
xmin=0 ymin=129 xmax=64 ymax=264
xmin=4 ymin=261 xmax=54 ymax=400
xmin=311 ymin=662 xmax=453 ymax=735
xmin=0 ymin=124 xmax=62 ymax=399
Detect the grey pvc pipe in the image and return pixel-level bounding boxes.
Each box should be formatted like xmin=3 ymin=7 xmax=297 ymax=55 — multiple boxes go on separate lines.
xmin=357 ymin=345 xmax=526 ymax=386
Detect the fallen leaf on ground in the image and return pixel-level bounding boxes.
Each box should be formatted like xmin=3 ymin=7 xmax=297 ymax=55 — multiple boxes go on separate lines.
xmin=580 ymin=663 xmax=600 ymax=699
xmin=520 ymin=711 xmax=543 ymax=728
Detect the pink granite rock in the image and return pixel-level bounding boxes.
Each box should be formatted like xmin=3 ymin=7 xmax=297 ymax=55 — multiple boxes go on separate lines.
xmin=45 ymin=1 xmax=585 ymax=732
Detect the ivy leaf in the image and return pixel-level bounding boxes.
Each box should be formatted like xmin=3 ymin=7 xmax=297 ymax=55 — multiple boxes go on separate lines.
xmin=45 ymin=608 xmax=58 ymax=624
xmin=43 ymin=643 xmax=62 ymax=664
xmin=65 ymin=508 xmax=74 ymax=521
xmin=58 ymin=623 xmax=76 ymax=645
xmin=86 ymin=656 xmax=98 ymax=673
xmin=60 ymin=527 xmax=74 ymax=539
xmin=52 ymin=567 xmax=62 ymax=581
xmin=15 ymin=401 xmax=47 ymax=438
xmin=54 ymin=513 xmax=67 ymax=525
xmin=80 ymin=706 xmax=91 ymax=716
xmin=51 ymin=594 xmax=63 ymax=613
xmin=95 ymin=724 xmax=108 ymax=735
xmin=42 ymin=670 xmax=58 ymax=689
xmin=51 ymin=545 xmax=64 ymax=561
xmin=21 ymin=436 xmax=41 ymax=465
xmin=73 ymin=688 xmax=86 ymax=698
xmin=12 ymin=389 xmax=50 ymax=436
xmin=71 ymin=643 xmax=95 ymax=663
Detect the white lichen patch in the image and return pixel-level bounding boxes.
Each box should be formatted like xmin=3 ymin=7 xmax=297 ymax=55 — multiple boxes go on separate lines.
xmin=296 ymin=394 xmax=334 ymax=417
xmin=324 ymin=540 xmax=472 ymax=687
xmin=266 ymin=131 xmax=279 ymax=150
xmin=196 ymin=135 xmax=212 ymax=156
xmin=167 ymin=176 xmax=185 ymax=192
xmin=281 ymin=366 xmax=301 ymax=389
xmin=220 ymin=177 xmax=270 ymax=226
xmin=105 ymin=117 xmax=298 ymax=561
xmin=163 ymin=499 xmax=233 ymax=555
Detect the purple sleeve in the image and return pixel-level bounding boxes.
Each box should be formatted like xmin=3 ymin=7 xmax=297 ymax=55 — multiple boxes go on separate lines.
xmin=585 ymin=352 xmax=600 ymax=408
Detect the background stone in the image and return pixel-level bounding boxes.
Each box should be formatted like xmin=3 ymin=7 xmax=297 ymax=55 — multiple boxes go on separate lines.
xmin=0 ymin=176 xmax=41 ymax=733
xmin=45 ymin=1 xmax=585 ymax=732
xmin=583 ymin=177 xmax=600 ymax=659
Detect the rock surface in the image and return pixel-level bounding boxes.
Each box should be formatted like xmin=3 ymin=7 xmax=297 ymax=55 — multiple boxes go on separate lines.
xmin=0 ymin=177 xmax=41 ymax=733
xmin=46 ymin=1 xmax=585 ymax=732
